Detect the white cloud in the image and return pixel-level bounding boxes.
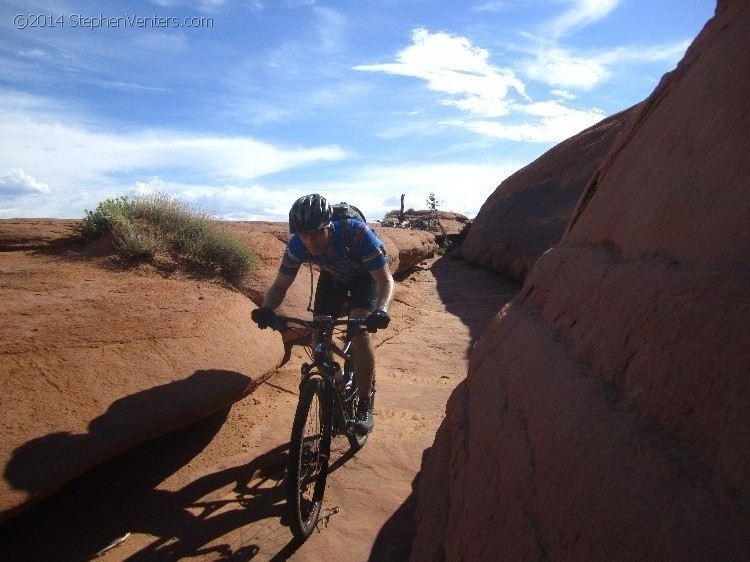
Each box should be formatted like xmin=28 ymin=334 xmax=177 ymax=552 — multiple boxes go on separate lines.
xmin=551 ymin=89 xmax=577 ymax=100
xmin=601 ymin=41 xmax=693 ymax=65
xmin=0 ymin=92 xmax=346 ymax=180
xmin=18 ymin=49 xmax=50 ymax=60
xmin=472 ymin=1 xmax=509 ymax=13
xmin=521 ymin=40 xmax=693 ymax=90
xmin=125 ymin=162 xmax=518 ymax=221
xmin=148 ymin=0 xmax=226 ymax=11
xmin=0 ymin=90 xmax=347 ymax=217
xmin=547 ymin=0 xmax=620 ymax=38
xmin=130 ymin=177 xmax=299 ymax=221
xmin=355 ymin=27 xmax=608 ymax=143
xmin=0 ymin=169 xmax=50 ymax=197
xmin=456 ymin=101 xmax=604 ymax=143
xmin=288 ymin=162 xmax=523 ymax=220
xmin=313 ymin=6 xmax=347 ymax=53
xmin=355 ymin=28 xmax=528 ymax=119
xmin=131 ymin=32 xmax=189 ymax=53
xmin=523 ymin=46 xmax=610 ymax=90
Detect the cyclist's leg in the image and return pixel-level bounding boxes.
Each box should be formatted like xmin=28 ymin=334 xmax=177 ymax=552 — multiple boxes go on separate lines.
xmin=312 ymin=271 xmax=345 ymax=349
xmin=347 ymin=273 xmax=379 ymax=400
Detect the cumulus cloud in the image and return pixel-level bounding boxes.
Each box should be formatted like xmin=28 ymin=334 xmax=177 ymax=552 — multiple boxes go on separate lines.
xmin=355 ymin=28 xmax=528 ymax=119
xmin=0 ymin=169 xmax=50 ymax=197
xmin=354 ymin=28 xmax=605 ymax=142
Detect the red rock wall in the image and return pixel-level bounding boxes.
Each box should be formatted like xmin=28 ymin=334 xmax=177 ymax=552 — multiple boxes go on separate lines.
xmin=462 ymin=105 xmax=638 ymax=282
xmin=413 ymin=1 xmax=749 ymax=559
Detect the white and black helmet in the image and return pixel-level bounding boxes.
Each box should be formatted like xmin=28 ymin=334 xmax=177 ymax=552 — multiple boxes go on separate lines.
xmin=289 ymin=194 xmax=333 ymax=234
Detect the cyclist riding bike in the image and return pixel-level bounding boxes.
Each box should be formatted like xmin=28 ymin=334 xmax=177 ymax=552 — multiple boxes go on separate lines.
xmin=251 ymin=193 xmax=395 ymax=434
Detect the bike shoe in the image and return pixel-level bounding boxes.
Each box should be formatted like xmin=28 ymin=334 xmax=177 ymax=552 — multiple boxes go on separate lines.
xmin=355 ymin=395 xmax=374 ymax=434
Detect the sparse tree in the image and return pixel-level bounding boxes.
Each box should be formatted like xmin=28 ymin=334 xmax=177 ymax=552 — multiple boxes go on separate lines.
xmin=426 ymin=192 xmax=447 ymax=236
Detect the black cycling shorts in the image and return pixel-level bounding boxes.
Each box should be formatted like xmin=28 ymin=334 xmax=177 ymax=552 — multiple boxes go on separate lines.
xmin=314 ymin=270 xmax=378 ymax=317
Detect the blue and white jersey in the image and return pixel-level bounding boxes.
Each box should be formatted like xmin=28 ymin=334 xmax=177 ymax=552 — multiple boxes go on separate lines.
xmin=279 ymin=220 xmax=387 ymax=283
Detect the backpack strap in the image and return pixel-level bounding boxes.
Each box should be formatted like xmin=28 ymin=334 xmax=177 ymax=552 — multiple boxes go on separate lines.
xmin=307 ymin=261 xmax=314 ymax=312
xmin=342 ymin=218 xmax=359 ymax=262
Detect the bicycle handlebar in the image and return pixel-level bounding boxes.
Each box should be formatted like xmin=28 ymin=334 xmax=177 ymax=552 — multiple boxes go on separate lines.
xmin=268 ymin=314 xmax=367 ymax=333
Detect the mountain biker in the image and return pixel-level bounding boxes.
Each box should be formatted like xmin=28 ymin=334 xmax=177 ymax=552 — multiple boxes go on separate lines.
xmin=251 ymin=193 xmax=395 ymax=434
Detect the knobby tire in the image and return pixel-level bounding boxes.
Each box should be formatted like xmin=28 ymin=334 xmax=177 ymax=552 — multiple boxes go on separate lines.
xmin=287 ymin=376 xmax=331 ymax=540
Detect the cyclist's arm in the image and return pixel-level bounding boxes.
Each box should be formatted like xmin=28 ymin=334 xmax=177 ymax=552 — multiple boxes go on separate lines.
xmin=262 ymin=271 xmax=296 ymax=310
xmin=370 ymin=263 xmax=395 ymax=312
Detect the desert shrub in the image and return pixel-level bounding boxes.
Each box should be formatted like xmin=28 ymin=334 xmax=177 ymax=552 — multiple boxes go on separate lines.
xmin=112 ymin=220 xmax=164 ymax=260
xmin=77 ymin=193 xmax=256 ymax=285
xmin=77 ymin=196 xmax=133 ymax=240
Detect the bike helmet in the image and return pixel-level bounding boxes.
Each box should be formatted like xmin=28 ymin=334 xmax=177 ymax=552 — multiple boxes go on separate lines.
xmin=288 ymin=194 xmax=333 ymax=234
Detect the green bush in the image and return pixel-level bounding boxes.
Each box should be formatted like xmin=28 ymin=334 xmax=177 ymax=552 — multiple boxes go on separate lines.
xmin=76 ymin=193 xmax=256 ymax=285
xmin=77 ymin=195 xmax=133 ymax=240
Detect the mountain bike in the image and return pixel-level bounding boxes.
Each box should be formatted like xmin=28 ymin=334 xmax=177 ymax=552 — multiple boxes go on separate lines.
xmin=268 ymin=314 xmax=374 ymax=540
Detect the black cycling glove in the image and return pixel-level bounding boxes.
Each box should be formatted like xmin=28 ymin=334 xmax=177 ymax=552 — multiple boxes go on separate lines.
xmin=365 ymin=309 xmax=391 ymax=333
xmin=251 ymin=306 xmax=276 ymax=329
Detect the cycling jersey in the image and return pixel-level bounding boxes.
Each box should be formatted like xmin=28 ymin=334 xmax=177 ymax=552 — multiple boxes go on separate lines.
xmin=279 ymin=220 xmax=387 ymax=283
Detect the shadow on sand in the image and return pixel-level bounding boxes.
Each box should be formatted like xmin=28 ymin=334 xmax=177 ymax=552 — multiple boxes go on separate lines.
xmin=369 ymin=255 xmax=519 ymax=561
xmin=0 ymin=369 xmax=300 ymax=561
xmin=0 ymin=369 xmax=365 ymax=561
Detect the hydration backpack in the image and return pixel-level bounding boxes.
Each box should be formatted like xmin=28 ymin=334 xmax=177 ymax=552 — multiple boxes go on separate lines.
xmin=304 ymin=202 xmax=368 ymax=312
xmin=331 ymin=202 xmax=366 ymax=223
xmin=330 ymin=202 xmax=366 ymax=261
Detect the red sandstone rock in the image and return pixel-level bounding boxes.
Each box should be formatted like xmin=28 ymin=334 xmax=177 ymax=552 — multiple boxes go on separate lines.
xmin=412 ymin=1 xmax=749 ymax=560
xmin=0 ymin=219 xmax=435 ymax=521
xmin=462 ymin=105 xmax=638 ymax=282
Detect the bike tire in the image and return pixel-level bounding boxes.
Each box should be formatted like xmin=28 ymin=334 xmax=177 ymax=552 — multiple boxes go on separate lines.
xmin=287 ymin=376 xmax=331 ymax=540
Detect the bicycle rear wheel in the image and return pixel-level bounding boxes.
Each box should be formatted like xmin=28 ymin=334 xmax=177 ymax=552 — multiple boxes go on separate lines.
xmin=287 ymin=376 xmax=331 ymax=540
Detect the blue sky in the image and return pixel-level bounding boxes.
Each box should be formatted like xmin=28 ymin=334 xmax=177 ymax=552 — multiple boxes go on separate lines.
xmin=0 ymin=0 xmax=715 ymax=221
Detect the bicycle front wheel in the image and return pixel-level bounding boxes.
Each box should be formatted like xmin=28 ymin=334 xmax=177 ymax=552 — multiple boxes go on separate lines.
xmin=287 ymin=375 xmax=331 ymax=540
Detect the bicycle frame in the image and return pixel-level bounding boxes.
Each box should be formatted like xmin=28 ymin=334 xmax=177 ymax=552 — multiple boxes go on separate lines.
xmin=278 ymin=315 xmax=366 ymax=437
xmin=274 ymin=314 xmax=371 ymax=539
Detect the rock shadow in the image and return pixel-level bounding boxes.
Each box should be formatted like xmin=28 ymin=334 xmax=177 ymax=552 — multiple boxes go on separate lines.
xmin=3 ymin=369 xmax=252 ymax=520
xmin=430 ymin=254 xmax=520 ymax=351
xmin=368 ymin=472 xmax=419 ymax=561
xmin=369 ymin=256 xmax=519 ymax=561
xmin=0 ymin=418 xmax=297 ymax=561
xmin=1 ymin=369 xmax=363 ymax=561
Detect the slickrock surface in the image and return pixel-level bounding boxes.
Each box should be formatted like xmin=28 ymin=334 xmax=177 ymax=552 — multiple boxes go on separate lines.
xmin=0 ymin=253 xmax=519 ymax=561
xmin=412 ymin=1 xmax=749 ymax=560
xmin=0 ymin=220 xmax=436 ymax=523
xmin=462 ymin=105 xmax=638 ymax=282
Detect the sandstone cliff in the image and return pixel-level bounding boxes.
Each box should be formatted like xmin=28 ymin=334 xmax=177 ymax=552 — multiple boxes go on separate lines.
xmin=412 ymin=1 xmax=749 ymax=560
xmin=461 ymin=105 xmax=638 ymax=282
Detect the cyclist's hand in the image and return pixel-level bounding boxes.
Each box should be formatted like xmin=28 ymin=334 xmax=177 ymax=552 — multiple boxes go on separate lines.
xmin=251 ymin=306 xmax=276 ymax=329
xmin=365 ymin=309 xmax=390 ymax=333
